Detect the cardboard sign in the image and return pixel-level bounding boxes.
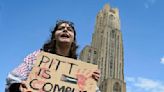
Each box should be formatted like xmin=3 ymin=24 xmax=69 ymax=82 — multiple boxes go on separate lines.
xmin=25 ymin=51 xmax=98 ymax=92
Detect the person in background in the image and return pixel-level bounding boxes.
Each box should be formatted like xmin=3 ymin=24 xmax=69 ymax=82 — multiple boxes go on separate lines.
xmin=5 ymin=20 xmax=101 ymax=92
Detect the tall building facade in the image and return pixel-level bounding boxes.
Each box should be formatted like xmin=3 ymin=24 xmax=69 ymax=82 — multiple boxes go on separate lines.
xmin=80 ymin=4 xmax=126 ymax=92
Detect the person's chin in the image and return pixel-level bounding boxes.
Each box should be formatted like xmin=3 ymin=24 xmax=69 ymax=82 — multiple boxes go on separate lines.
xmin=59 ymin=39 xmax=71 ymax=43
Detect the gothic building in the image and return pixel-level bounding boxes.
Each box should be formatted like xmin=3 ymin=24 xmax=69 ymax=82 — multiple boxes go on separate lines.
xmin=80 ymin=4 xmax=126 ymax=92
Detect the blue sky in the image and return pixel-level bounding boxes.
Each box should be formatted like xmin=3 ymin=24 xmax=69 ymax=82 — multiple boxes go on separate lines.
xmin=1 ymin=0 xmax=164 ymax=92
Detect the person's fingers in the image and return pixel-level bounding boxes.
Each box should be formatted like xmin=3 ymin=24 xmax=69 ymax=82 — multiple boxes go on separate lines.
xmin=21 ymin=83 xmax=27 ymax=89
xmin=92 ymin=69 xmax=101 ymax=82
xmin=25 ymin=90 xmax=32 ymax=92
xmin=19 ymin=82 xmax=32 ymax=92
xmin=20 ymin=83 xmax=26 ymax=92
xmin=93 ymin=71 xmax=100 ymax=77
xmin=92 ymin=74 xmax=100 ymax=81
xmin=21 ymin=87 xmax=32 ymax=92
xmin=93 ymin=69 xmax=100 ymax=74
xmin=93 ymin=73 xmax=100 ymax=78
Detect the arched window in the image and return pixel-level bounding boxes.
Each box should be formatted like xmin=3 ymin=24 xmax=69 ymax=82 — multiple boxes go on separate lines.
xmin=113 ymin=82 xmax=121 ymax=92
xmin=111 ymin=30 xmax=115 ymax=38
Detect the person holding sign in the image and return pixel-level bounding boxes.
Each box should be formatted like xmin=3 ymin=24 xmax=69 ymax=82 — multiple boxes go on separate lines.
xmin=5 ymin=20 xmax=101 ymax=92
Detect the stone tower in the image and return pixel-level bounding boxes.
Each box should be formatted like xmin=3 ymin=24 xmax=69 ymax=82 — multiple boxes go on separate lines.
xmin=80 ymin=4 xmax=126 ymax=92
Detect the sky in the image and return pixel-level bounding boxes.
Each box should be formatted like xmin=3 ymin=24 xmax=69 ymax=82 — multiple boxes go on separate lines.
xmin=0 ymin=0 xmax=164 ymax=92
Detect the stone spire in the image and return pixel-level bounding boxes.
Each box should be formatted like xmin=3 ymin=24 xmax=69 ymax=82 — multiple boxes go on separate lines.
xmin=103 ymin=3 xmax=110 ymax=11
xmin=80 ymin=3 xmax=126 ymax=92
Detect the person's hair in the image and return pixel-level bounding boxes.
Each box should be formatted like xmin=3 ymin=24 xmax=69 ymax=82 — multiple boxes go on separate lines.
xmin=42 ymin=20 xmax=78 ymax=59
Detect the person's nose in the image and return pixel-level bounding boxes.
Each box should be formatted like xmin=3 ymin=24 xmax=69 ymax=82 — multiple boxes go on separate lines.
xmin=63 ymin=27 xmax=68 ymax=32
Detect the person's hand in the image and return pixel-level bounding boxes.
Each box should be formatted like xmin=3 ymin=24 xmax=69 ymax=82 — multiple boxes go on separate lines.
xmin=92 ymin=69 xmax=101 ymax=82
xmin=19 ymin=81 xmax=32 ymax=92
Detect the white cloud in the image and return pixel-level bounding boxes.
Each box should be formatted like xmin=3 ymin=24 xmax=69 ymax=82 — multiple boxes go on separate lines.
xmin=134 ymin=77 xmax=164 ymax=92
xmin=149 ymin=0 xmax=156 ymax=4
xmin=126 ymin=77 xmax=164 ymax=92
xmin=144 ymin=0 xmax=156 ymax=9
xmin=160 ymin=57 xmax=164 ymax=64
xmin=126 ymin=76 xmax=135 ymax=82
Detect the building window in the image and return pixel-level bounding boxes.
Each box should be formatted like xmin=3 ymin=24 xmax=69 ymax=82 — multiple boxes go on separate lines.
xmin=94 ymin=51 xmax=97 ymax=54
xmin=89 ymin=49 xmax=91 ymax=52
xmin=110 ymin=14 xmax=115 ymax=20
xmin=112 ymin=30 xmax=115 ymax=38
xmin=113 ymin=82 xmax=121 ymax=92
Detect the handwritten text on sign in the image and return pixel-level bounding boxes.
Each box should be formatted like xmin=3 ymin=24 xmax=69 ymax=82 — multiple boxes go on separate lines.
xmin=25 ymin=51 xmax=98 ymax=92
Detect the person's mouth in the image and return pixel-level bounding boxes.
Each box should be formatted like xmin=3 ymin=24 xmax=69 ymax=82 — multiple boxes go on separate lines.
xmin=60 ymin=34 xmax=70 ymax=38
